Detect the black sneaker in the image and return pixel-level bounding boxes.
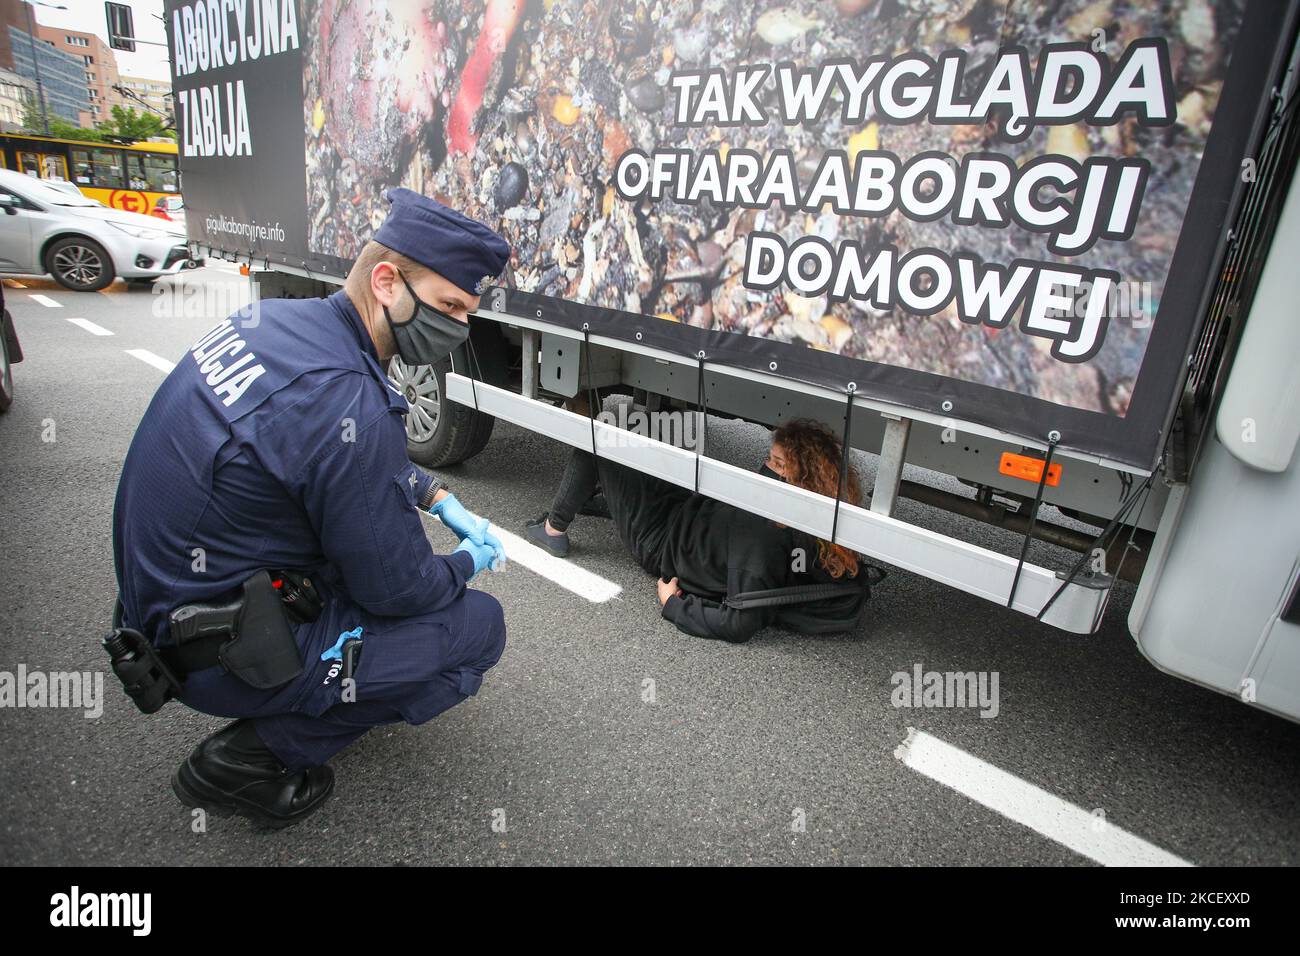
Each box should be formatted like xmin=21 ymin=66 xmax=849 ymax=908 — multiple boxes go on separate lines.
xmin=525 ymin=513 xmax=570 ymax=557
xmin=172 ymin=720 xmax=335 ymax=829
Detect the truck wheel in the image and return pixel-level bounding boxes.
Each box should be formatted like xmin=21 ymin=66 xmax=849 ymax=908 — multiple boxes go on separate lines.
xmin=388 ymin=348 xmax=495 ymax=468
xmin=46 ymin=237 xmax=115 ymax=292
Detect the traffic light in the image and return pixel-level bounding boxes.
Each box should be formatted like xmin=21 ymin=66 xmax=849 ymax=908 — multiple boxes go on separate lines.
xmin=105 ymin=1 xmax=135 ymax=53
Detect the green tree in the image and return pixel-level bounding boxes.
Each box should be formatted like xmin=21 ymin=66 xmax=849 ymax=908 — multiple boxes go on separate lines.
xmin=19 ymin=100 xmax=104 ymax=141
xmin=48 ymin=117 xmax=105 ymax=141
xmin=95 ymin=105 xmax=174 ymax=143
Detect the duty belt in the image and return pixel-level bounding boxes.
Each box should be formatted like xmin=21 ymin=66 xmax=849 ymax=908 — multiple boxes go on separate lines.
xmin=104 ymin=570 xmax=322 ymax=714
xmin=158 ymin=633 xmax=226 ymax=677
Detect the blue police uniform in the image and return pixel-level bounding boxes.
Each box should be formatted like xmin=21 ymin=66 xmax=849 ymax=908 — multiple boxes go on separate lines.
xmin=113 ymin=192 xmax=511 ymax=773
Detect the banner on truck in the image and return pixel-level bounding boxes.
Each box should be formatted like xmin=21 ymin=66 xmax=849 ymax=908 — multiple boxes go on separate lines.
xmin=167 ymin=0 xmax=1291 ymax=470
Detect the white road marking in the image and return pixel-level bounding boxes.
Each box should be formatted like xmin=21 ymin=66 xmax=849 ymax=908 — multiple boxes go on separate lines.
xmin=29 ymin=294 xmax=60 ymax=308
xmin=4 ymin=279 xmax=27 ymax=288
xmin=435 ymin=519 xmax=622 ymax=603
xmin=124 ymin=349 xmax=176 ymax=374
xmin=894 ymin=728 xmax=1193 ymax=867
xmin=66 ymin=317 xmax=113 ymax=336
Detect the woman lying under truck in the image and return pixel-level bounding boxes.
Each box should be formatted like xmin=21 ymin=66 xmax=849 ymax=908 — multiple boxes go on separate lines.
xmin=524 ymin=419 xmax=873 ymax=643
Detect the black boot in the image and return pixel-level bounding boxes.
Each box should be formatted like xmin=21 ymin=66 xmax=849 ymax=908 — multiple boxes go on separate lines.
xmin=172 ymin=719 xmax=335 ymax=829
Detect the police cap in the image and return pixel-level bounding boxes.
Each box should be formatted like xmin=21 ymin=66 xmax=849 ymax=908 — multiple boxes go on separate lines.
xmin=372 ymin=188 xmax=511 ymax=297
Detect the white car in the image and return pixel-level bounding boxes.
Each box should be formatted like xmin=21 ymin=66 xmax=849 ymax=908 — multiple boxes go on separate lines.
xmin=41 ymin=178 xmax=86 ymax=200
xmin=0 ymin=168 xmax=197 ymax=292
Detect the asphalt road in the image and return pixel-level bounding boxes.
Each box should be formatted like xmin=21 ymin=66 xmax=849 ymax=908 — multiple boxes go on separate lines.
xmin=1 ymin=267 xmax=1297 ymax=866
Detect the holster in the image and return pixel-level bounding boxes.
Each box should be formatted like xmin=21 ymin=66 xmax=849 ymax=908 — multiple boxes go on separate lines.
xmin=167 ymin=571 xmax=305 ymax=689
xmin=220 ymin=571 xmax=306 ymax=688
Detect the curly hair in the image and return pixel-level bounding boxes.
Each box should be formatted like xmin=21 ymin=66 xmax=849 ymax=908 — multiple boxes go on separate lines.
xmin=771 ymin=419 xmax=862 ymax=579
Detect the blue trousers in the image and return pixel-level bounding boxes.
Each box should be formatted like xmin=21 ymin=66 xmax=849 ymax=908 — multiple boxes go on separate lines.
xmin=176 ymin=589 xmax=507 ymax=770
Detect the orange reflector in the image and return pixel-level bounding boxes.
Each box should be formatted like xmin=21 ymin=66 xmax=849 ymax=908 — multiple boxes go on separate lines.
xmin=999 ymin=452 xmax=1062 ymax=487
xmin=239 ymin=264 xmax=250 ymax=276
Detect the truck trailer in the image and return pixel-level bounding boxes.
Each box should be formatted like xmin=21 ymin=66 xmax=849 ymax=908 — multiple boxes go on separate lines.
xmin=165 ymin=0 xmax=1300 ymax=722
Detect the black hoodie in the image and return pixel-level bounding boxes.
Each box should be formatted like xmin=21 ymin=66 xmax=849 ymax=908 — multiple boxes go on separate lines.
xmin=657 ymin=467 xmax=869 ymax=642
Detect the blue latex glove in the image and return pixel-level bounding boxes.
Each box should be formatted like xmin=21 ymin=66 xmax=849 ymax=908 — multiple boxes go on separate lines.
xmin=430 ymin=493 xmax=481 ymax=541
xmin=321 ymin=627 xmax=363 ymax=662
xmin=455 ymin=536 xmax=497 ymax=580
xmin=432 ymin=494 xmax=507 ymax=569
xmin=475 ymin=518 xmax=507 ymax=570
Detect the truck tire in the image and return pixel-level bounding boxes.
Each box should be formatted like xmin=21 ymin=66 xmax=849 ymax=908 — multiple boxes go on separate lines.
xmin=388 ymin=344 xmax=496 ymax=468
xmin=45 ymin=236 xmax=115 ymax=292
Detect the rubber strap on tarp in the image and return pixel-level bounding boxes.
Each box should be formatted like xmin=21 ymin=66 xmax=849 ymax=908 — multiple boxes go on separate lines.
xmin=694 ymin=351 xmax=708 ymax=494
xmin=1006 ymin=435 xmax=1059 ymax=608
xmin=582 ymin=324 xmax=597 ymax=458
xmin=1035 ymin=464 xmax=1160 ymax=627
xmin=831 ymin=384 xmax=857 ymax=546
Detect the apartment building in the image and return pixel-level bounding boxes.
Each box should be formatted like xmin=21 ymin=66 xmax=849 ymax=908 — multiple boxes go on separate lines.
xmin=36 ymin=23 xmax=126 ymax=121
xmin=0 ymin=65 xmax=33 ymax=130
xmin=7 ymin=23 xmax=89 ymax=125
xmin=119 ymin=73 xmax=171 ymax=121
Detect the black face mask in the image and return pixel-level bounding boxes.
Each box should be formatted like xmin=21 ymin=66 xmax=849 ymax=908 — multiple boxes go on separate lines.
xmin=758 ymin=462 xmax=785 ymax=481
xmin=384 ymin=271 xmax=471 ymax=367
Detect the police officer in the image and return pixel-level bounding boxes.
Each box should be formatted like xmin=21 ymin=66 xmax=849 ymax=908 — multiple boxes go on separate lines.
xmin=112 ymin=189 xmax=511 ymax=827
